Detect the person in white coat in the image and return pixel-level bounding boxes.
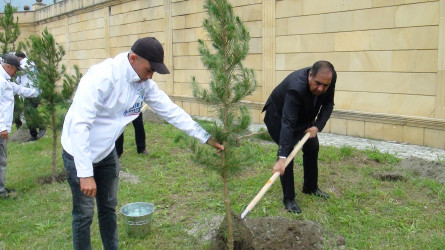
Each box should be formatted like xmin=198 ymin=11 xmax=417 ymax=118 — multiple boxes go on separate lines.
xmin=61 ymin=37 xmax=224 ymax=250
xmin=0 ymin=54 xmax=39 ymax=199
xmin=14 ymin=52 xmax=46 ymax=141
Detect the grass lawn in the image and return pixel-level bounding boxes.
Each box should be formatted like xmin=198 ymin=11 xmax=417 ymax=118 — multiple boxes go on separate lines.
xmin=1 ymin=122 xmax=444 ymax=249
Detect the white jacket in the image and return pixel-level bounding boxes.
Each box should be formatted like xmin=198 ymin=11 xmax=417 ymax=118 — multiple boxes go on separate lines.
xmin=16 ymin=58 xmax=38 ymax=90
xmin=0 ymin=66 xmax=39 ymax=133
xmin=61 ymin=52 xmax=210 ymax=177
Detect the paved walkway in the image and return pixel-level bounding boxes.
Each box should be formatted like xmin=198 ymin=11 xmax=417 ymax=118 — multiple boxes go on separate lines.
xmin=249 ymin=124 xmax=445 ymax=162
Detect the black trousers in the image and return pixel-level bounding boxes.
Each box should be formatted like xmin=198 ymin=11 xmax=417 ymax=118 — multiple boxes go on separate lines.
xmin=115 ymin=113 xmax=146 ymax=157
xmin=264 ymin=111 xmax=319 ymax=200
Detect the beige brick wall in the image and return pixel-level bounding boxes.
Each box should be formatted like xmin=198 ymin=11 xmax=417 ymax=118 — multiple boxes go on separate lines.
xmin=4 ymin=0 xmax=445 ymax=149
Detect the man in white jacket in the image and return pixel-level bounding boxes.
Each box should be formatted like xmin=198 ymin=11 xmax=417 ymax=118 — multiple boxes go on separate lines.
xmin=0 ymin=54 xmax=39 ymax=199
xmin=15 ymin=52 xmax=46 ymax=142
xmin=61 ymin=37 xmax=224 ymax=250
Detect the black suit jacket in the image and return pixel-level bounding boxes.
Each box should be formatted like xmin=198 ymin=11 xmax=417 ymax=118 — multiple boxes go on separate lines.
xmin=263 ymin=67 xmax=336 ymax=157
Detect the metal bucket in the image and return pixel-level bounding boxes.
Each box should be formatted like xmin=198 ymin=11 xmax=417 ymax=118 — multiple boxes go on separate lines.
xmin=120 ymin=202 xmax=154 ymax=238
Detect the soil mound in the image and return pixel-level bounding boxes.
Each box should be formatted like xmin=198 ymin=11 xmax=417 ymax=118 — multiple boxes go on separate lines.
xmin=208 ymin=215 xmax=333 ymax=249
xmin=395 ymin=157 xmax=445 ymax=183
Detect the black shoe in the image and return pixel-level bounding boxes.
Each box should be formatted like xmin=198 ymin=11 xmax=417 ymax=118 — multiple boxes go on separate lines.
xmin=303 ymin=188 xmax=330 ymax=199
xmin=36 ymin=129 xmax=46 ymax=140
xmin=0 ymin=188 xmax=16 ymax=199
xmin=138 ymin=150 xmax=150 ymax=156
xmin=283 ymin=199 xmax=302 ymax=214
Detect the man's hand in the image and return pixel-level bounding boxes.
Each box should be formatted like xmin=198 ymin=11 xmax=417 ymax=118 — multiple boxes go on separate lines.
xmin=0 ymin=130 xmax=8 ymax=140
xmin=305 ymin=126 xmax=319 ymax=138
xmin=206 ymin=137 xmax=225 ymax=153
xmin=272 ymin=158 xmax=286 ymax=176
xmin=80 ymin=177 xmax=97 ymax=197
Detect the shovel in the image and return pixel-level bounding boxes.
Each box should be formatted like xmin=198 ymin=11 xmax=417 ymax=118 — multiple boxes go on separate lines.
xmin=241 ymin=132 xmax=311 ymax=219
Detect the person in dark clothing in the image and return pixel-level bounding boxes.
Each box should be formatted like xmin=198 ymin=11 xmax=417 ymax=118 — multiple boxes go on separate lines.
xmin=262 ymin=60 xmax=336 ymax=214
xmin=115 ymin=112 xmax=149 ymax=158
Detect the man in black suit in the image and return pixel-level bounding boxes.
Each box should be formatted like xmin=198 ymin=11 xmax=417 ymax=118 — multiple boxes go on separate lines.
xmin=262 ymin=60 xmax=336 ymax=213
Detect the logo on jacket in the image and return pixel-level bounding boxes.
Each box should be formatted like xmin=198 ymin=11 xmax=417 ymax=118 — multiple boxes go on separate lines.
xmin=123 ymin=87 xmax=145 ymax=116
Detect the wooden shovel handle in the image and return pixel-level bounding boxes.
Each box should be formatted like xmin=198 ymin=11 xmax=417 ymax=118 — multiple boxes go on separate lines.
xmin=241 ymin=132 xmax=311 ymax=219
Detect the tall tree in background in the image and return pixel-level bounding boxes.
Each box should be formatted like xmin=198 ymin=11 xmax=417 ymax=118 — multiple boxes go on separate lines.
xmin=26 ymin=28 xmax=82 ymax=182
xmin=0 ymin=3 xmax=21 ymax=55
xmin=191 ymin=0 xmax=257 ymax=248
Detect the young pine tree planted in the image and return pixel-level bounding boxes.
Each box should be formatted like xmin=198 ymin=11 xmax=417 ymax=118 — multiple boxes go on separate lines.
xmin=0 ymin=3 xmax=21 ymax=55
xmin=26 ymin=28 xmax=82 ymax=183
xmin=191 ymin=0 xmax=257 ymax=248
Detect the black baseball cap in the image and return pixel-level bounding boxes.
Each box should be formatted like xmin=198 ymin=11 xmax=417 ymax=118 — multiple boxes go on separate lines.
xmin=15 ymin=52 xmax=26 ymax=58
xmin=3 ymin=54 xmax=23 ymax=70
xmin=131 ymin=37 xmax=170 ymax=74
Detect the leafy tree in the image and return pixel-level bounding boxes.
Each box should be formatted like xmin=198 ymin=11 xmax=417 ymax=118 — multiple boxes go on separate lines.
xmin=191 ymin=0 xmax=257 ymax=248
xmin=0 ymin=3 xmax=21 ymax=55
xmin=25 ymin=28 xmax=82 ymax=182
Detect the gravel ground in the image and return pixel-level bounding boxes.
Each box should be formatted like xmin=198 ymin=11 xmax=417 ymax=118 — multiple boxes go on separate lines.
xmin=248 ymin=124 xmax=445 ymax=162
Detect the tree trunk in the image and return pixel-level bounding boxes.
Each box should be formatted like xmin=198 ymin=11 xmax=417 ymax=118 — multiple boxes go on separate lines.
xmin=51 ymin=108 xmax=57 ymax=183
xmin=223 ymin=170 xmax=234 ymax=250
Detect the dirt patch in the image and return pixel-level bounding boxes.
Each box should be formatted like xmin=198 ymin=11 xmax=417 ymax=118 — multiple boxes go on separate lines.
xmin=37 ymin=172 xmax=67 ymax=184
xmin=395 ymin=157 xmax=445 ymax=183
xmin=142 ymin=109 xmax=166 ymax=124
xmin=190 ymin=215 xmax=340 ymax=249
xmin=373 ymin=172 xmax=407 ymax=182
xmin=9 ymin=126 xmax=33 ymax=143
xmin=119 ymin=171 xmax=140 ymax=184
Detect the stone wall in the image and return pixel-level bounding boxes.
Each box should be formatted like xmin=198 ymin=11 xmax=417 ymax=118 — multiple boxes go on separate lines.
xmin=7 ymin=0 xmax=445 ymax=149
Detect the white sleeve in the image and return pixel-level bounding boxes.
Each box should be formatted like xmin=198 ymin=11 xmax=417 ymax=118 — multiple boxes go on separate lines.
xmin=11 ymin=81 xmax=38 ymax=98
xmin=67 ymin=74 xmax=112 ymax=177
xmin=144 ymin=82 xmax=210 ymax=144
xmin=0 ymin=84 xmax=6 ymax=132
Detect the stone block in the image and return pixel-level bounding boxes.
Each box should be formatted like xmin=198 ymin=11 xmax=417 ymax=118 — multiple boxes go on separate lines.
xmin=244 ymin=54 xmax=262 ymax=71
xmin=173 ymin=42 xmax=200 ymax=56
xmin=334 ymin=91 xmax=435 ymax=117
xmin=372 ymin=0 xmax=435 ymax=8
xmin=364 ymin=121 xmax=384 ymax=140
xmin=286 ymin=15 xmax=326 ymax=35
xmin=276 ymin=0 xmax=303 ymax=18
xmin=383 ymin=124 xmax=404 ymax=142
xmin=174 ymin=56 xmax=204 ymax=70
xmin=323 ymin=120 xmax=331 ymax=133
xmin=182 ymin=101 xmax=191 ymax=114
xmin=172 ymin=0 xmax=204 ymax=16
xmin=245 ymin=21 xmax=262 ymax=38
xmin=424 ymin=128 xmax=445 ymax=149
xmin=346 ymin=120 xmax=365 ymax=137
xmin=191 ymin=102 xmax=200 ymax=116
xmin=172 ymin=16 xmax=186 ymax=29
xmin=330 ymin=118 xmax=347 ymax=135
xmin=301 ymin=0 xmax=372 ymax=15
xmin=174 ymin=70 xmax=210 ymax=83
xmin=403 ymin=126 xmax=424 ymax=146
xmin=233 ymin=4 xmax=262 ymax=22
xmin=249 ymin=38 xmax=262 ymax=54
xmin=337 ymin=72 xmax=436 ymax=96
xmin=249 ymin=108 xmax=261 ymax=124
xmin=325 ymin=7 xmax=395 ymax=32
xmin=199 ymin=103 xmax=209 ymax=117
xmin=185 ymin=12 xmax=207 ymax=28
xmin=275 ymin=18 xmax=288 ymax=36
xmin=395 ymin=2 xmax=439 ymax=27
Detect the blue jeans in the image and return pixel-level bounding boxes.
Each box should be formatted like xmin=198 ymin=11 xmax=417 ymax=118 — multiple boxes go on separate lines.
xmin=63 ymin=149 xmax=120 ymax=250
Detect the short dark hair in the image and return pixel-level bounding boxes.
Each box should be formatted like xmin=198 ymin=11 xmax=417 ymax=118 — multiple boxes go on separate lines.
xmin=310 ymin=60 xmax=335 ymax=76
xmin=15 ymin=52 xmax=26 ymax=58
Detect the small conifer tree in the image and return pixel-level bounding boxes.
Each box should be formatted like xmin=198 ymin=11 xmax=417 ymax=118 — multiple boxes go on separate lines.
xmin=0 ymin=3 xmax=21 ymax=55
xmin=26 ymin=28 xmax=82 ymax=182
xmin=191 ymin=0 xmax=257 ymax=248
